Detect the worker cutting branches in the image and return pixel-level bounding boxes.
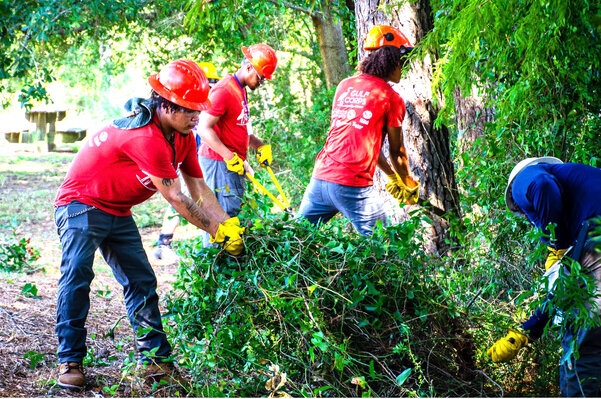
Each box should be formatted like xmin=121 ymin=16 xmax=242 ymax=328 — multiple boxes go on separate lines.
xmin=298 ymin=25 xmax=420 ymax=235
xmin=53 ymin=59 xmax=244 ymax=390
xmin=488 ymin=157 xmax=601 ymax=397
xmin=197 ymin=43 xmax=278 ymax=247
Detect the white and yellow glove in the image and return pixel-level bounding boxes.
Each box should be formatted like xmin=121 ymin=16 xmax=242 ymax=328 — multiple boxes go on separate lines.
xmin=256 ymin=144 xmax=272 ymax=167
xmin=225 ymin=153 xmax=245 ymax=175
xmin=545 ymin=247 xmax=568 ymax=271
xmin=210 ymin=217 xmax=245 ymax=255
xmin=486 ymin=330 xmax=529 ymax=363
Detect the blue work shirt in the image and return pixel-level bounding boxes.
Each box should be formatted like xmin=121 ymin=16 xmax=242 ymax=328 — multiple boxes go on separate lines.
xmin=512 ymin=163 xmax=601 ymax=249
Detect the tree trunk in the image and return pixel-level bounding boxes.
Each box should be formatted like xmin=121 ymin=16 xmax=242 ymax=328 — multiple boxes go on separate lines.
xmin=454 ymin=86 xmax=495 ymax=156
xmin=354 ymin=0 xmax=459 ymax=255
xmin=311 ymin=0 xmax=352 ymax=89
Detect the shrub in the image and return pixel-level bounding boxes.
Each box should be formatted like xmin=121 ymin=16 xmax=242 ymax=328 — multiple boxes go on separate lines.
xmin=0 ymin=219 xmax=40 ymax=273
xmin=165 ymin=206 xmax=484 ymax=397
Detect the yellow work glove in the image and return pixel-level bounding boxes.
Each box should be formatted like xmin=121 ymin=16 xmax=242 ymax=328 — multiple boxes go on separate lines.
xmin=545 ymin=247 xmax=568 ymax=271
xmin=386 ymin=174 xmax=405 ymax=200
xmin=225 ymin=153 xmax=245 ymax=175
xmin=210 ymin=217 xmax=246 ymax=255
xmin=404 ymin=181 xmax=420 ymax=205
xmin=256 ymin=144 xmax=272 ymax=167
xmin=486 ymin=330 xmax=528 ymax=363
xmin=386 ymin=174 xmax=420 ymax=205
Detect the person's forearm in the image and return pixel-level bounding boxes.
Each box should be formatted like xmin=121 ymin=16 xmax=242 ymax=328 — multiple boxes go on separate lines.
xmin=199 ymin=127 xmax=236 ymax=160
xmin=249 ymin=134 xmax=265 ymax=150
xmin=182 ymin=173 xmax=230 ymax=232
xmin=168 ymin=192 xmax=227 ymax=236
xmin=389 ymin=147 xmax=411 ymax=182
xmin=377 ymin=150 xmax=394 ymax=175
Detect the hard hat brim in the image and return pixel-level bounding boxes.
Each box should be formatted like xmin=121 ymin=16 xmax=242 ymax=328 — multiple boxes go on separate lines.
xmin=148 ymin=73 xmax=211 ymax=112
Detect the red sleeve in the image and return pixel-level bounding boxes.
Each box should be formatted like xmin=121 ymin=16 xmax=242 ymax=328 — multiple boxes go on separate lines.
xmin=387 ymin=90 xmax=406 ymax=128
xmin=179 ymin=136 xmax=203 ymax=178
xmin=122 ymin=136 xmax=179 ymax=179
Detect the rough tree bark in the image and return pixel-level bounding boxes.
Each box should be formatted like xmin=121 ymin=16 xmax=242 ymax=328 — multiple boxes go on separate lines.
xmin=454 ymin=86 xmax=495 ymax=156
xmin=311 ymin=0 xmax=352 ymax=89
xmin=354 ymin=0 xmax=459 ymax=254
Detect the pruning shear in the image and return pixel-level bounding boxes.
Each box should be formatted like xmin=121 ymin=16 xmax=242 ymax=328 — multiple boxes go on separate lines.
xmin=246 ymin=163 xmax=292 ymax=214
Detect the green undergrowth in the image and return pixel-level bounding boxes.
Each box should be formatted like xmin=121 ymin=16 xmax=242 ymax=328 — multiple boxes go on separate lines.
xmin=164 ymin=205 xmax=498 ymax=397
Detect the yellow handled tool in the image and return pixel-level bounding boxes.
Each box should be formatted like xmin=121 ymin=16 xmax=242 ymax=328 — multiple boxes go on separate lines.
xmin=246 ymin=165 xmax=292 ymax=213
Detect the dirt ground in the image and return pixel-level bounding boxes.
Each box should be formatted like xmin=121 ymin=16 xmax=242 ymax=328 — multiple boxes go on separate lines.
xmin=0 ymin=143 xmax=198 ymax=397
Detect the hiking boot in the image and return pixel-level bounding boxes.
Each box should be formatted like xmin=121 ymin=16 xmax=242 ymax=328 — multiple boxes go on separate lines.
xmin=58 ymin=362 xmax=85 ymax=390
xmin=136 ymin=361 xmax=188 ymax=390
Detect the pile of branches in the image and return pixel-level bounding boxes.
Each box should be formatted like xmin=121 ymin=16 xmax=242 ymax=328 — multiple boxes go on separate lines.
xmin=165 ymin=210 xmax=484 ymax=397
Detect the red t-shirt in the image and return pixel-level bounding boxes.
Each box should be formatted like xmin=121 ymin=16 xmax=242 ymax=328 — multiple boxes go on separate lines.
xmin=54 ymin=118 xmax=203 ymax=216
xmin=199 ymin=74 xmax=251 ymax=161
xmin=312 ymin=74 xmax=406 ymax=187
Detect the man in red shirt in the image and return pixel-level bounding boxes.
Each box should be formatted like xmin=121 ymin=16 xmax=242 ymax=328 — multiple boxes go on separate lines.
xmin=53 ymin=59 xmax=244 ymax=390
xmin=197 ymin=43 xmax=278 ymax=246
xmin=298 ymin=25 xmax=420 ymax=235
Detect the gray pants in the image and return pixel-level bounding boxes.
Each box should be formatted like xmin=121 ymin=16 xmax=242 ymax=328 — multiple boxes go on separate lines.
xmin=199 ymin=156 xmax=246 ymax=247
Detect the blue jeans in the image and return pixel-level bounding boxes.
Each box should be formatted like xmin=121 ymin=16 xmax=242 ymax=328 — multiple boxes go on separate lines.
xmin=559 ymin=238 xmax=601 ymax=397
xmin=560 ymin=326 xmax=601 ymax=397
xmin=54 ymin=201 xmax=171 ymax=363
xmin=297 ymin=178 xmax=387 ymax=236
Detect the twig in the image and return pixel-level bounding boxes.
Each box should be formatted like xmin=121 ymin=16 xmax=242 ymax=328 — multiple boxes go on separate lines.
xmin=473 ymin=369 xmax=503 ymax=397
xmin=0 ymin=305 xmax=29 ymax=336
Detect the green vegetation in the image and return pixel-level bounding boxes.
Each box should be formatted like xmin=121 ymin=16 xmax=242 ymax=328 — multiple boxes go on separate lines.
xmin=0 ymin=220 xmax=40 ymax=273
xmin=1 ymin=0 xmax=600 ymax=396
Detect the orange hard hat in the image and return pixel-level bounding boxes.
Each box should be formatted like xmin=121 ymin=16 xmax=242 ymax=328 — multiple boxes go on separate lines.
xmin=241 ymin=44 xmax=278 ymax=80
xmin=364 ymin=25 xmax=413 ymax=52
xmin=148 ymin=59 xmax=211 ymax=111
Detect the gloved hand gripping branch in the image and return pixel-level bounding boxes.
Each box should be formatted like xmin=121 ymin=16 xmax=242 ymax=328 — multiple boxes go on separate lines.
xmin=210 ymin=217 xmax=246 ymax=255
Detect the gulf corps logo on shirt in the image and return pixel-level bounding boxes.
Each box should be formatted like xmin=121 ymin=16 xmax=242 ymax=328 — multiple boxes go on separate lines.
xmin=336 ymin=87 xmax=370 ymax=108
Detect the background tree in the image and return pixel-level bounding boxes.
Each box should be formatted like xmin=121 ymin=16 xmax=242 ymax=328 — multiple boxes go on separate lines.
xmin=185 ymin=0 xmax=353 ymax=89
xmin=354 ymin=0 xmax=460 ymax=254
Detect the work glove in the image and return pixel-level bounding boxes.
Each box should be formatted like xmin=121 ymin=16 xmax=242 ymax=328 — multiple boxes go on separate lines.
xmin=256 ymin=144 xmax=272 ymax=167
xmin=404 ymin=181 xmax=420 ymax=205
xmin=225 ymin=153 xmax=245 ymax=175
xmin=210 ymin=217 xmax=246 ymax=256
xmin=386 ymin=174 xmax=420 ymax=205
xmin=386 ymin=174 xmax=405 ymax=200
xmin=545 ymin=247 xmax=568 ymax=271
xmin=486 ymin=330 xmax=528 ymax=363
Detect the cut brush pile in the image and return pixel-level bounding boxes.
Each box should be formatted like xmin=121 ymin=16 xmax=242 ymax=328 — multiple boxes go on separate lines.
xmin=165 ymin=208 xmax=481 ymax=397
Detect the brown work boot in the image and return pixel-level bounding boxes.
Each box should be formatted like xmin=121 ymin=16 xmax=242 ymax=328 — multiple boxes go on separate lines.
xmin=136 ymin=361 xmax=188 ymax=391
xmin=58 ymin=362 xmax=85 ymax=390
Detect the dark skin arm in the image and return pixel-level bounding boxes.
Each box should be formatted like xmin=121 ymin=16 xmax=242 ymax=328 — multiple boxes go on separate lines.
xmin=148 ymin=174 xmax=228 ymax=236
xmin=384 ymin=125 xmax=418 ymax=188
